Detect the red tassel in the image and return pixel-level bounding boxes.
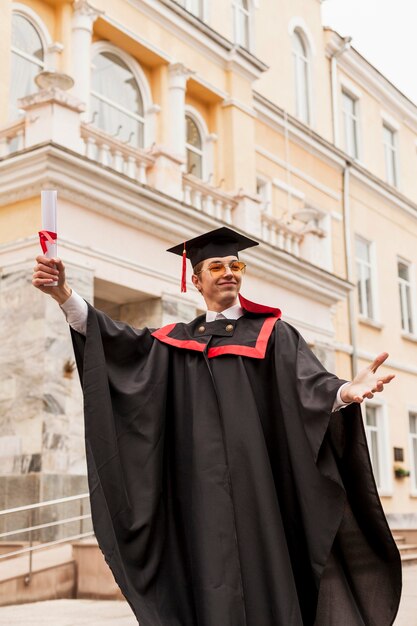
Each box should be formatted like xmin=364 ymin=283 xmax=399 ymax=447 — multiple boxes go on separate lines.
xmin=181 ymin=243 xmax=187 ymax=293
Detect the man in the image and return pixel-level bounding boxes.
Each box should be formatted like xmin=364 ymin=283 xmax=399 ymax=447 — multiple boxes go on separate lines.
xmin=33 ymin=227 xmax=401 ymax=626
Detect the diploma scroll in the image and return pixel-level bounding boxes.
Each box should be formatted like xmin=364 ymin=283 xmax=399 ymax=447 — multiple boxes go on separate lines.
xmin=41 ymin=190 xmax=58 ymax=287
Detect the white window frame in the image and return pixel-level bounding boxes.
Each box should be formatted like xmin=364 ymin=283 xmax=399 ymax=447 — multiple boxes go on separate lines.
xmin=256 ymin=176 xmax=272 ymax=213
xmin=363 ymin=400 xmax=393 ymax=496
xmin=408 ymin=408 xmax=417 ymax=496
xmin=178 ymin=0 xmax=207 ymax=20
xmin=232 ymin=0 xmax=252 ymax=50
xmin=397 ymin=257 xmax=416 ymax=336
xmin=382 ymin=122 xmax=399 ymax=188
xmin=342 ymin=89 xmax=360 ymax=160
xmin=90 ymin=41 xmax=157 ymax=148
xmin=355 ymin=235 xmax=378 ymax=322
xmin=10 ymin=4 xmax=52 ymax=120
xmin=184 ymin=105 xmax=214 ymax=182
xmin=291 ymin=28 xmax=312 ymax=126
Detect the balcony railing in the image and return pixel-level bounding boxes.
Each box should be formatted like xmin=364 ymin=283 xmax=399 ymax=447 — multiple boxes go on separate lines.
xmin=0 ymin=119 xmax=25 ymax=157
xmin=80 ymin=123 xmax=155 ymax=185
xmin=261 ymin=212 xmax=303 ymax=257
xmin=182 ymin=173 xmax=237 ymax=224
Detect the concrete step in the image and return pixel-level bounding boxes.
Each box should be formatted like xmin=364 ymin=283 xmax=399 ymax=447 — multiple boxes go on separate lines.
xmin=401 ymin=553 xmax=417 ymax=566
xmin=398 ymin=543 xmax=417 ymax=553
xmin=393 ymin=535 xmax=405 ymax=544
xmin=0 ymin=544 xmax=73 ymax=582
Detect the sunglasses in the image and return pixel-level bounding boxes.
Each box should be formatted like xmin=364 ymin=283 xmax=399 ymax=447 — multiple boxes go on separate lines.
xmin=196 ymin=261 xmax=246 ymax=277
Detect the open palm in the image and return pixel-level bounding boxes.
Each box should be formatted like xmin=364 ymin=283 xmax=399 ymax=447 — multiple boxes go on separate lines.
xmin=341 ymin=352 xmax=395 ymax=404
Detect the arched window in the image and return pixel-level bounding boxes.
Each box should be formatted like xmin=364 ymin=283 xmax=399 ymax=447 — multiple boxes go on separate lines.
xmin=232 ymin=0 xmax=250 ymax=49
xmin=10 ymin=13 xmax=45 ymax=118
xmin=292 ymin=30 xmax=310 ymax=124
xmin=90 ymin=51 xmax=145 ymax=148
xmin=185 ymin=114 xmax=203 ymax=178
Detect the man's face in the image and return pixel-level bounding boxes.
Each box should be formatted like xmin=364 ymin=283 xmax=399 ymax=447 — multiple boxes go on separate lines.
xmin=192 ymin=255 xmax=243 ymax=310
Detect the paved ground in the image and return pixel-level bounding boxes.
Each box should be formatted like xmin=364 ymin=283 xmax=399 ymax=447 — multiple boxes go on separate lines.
xmin=0 ymin=565 xmax=416 ymax=625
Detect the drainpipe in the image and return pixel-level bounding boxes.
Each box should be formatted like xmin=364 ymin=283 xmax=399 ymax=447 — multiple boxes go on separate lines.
xmin=330 ymin=36 xmax=352 ymax=147
xmin=343 ymin=163 xmax=358 ymax=378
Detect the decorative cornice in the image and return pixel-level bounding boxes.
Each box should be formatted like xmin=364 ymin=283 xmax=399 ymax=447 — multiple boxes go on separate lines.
xmin=325 ymin=29 xmax=417 ymax=135
xmin=18 ymin=88 xmax=85 ymax=113
xmin=0 ymin=142 xmax=352 ymax=307
xmin=253 ymin=92 xmax=417 ymax=219
xmin=126 ymin=0 xmax=268 ymax=82
xmin=73 ymin=0 xmax=103 ymax=19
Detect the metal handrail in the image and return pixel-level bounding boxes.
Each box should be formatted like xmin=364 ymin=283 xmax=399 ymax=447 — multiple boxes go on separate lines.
xmin=0 ymin=531 xmax=95 ymax=560
xmin=0 ymin=513 xmax=91 ymax=539
xmin=0 ymin=492 xmax=93 ymax=584
xmin=0 ymin=492 xmax=90 ymax=516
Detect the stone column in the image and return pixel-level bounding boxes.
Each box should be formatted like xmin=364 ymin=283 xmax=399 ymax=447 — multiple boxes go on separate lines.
xmin=167 ymin=63 xmax=194 ymax=160
xmin=0 ymin=260 xmax=94 ymax=540
xmin=71 ymin=0 xmax=103 ymax=108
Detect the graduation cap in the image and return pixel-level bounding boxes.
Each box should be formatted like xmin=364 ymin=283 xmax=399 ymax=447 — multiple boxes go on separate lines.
xmin=167 ymin=226 xmax=259 ymax=292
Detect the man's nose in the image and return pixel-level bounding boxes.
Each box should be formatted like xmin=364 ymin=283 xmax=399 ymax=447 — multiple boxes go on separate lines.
xmin=223 ymin=264 xmax=234 ymax=278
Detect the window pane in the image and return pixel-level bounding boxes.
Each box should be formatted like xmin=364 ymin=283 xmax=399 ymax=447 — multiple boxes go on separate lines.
xmin=399 ymin=283 xmax=407 ymax=331
xmin=410 ymin=413 xmax=417 ymax=434
xmin=90 ymin=94 xmax=144 ymax=147
xmin=364 ymin=265 xmax=374 ymax=318
xmin=293 ymin=33 xmax=310 ymax=124
xmin=383 ymin=125 xmax=395 ymax=147
xmin=12 ymin=14 xmax=44 ymax=62
xmin=398 ymin=261 xmax=409 ymax=281
xmin=186 ymin=116 xmax=202 ymax=149
xmin=186 ymin=148 xmax=202 ymax=178
xmin=189 ymin=0 xmax=204 ymax=18
xmin=366 ymin=406 xmax=377 ymax=427
xmin=342 ymin=92 xmax=355 ymax=115
xmin=413 ymin=438 xmax=417 ymax=491
xmin=355 ymin=238 xmax=370 ymax=262
xmin=92 ymin=52 xmax=144 ymax=115
xmin=9 ymin=53 xmax=41 ymax=117
xmin=370 ymin=430 xmax=381 ymax=487
xmin=357 ymin=267 xmax=364 ymax=315
xmin=406 ymin=284 xmax=414 ymax=334
xmin=293 ymin=31 xmax=306 ymax=57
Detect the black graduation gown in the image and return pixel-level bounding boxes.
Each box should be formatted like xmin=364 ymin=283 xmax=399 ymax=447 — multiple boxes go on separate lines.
xmin=70 ymin=296 xmax=401 ymax=626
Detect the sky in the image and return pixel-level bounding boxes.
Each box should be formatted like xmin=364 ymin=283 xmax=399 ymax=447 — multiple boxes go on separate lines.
xmin=320 ymin=0 xmax=417 ymax=105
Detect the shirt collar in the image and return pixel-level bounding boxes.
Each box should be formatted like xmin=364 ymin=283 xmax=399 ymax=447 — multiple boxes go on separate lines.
xmin=206 ymin=303 xmax=244 ymax=322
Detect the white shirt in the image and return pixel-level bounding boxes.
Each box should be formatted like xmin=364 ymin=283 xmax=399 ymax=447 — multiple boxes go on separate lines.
xmin=61 ymin=290 xmax=349 ymax=410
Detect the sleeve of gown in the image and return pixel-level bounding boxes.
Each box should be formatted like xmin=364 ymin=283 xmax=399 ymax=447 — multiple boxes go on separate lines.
xmin=278 ymin=321 xmax=350 ymax=463
xmin=60 ymin=289 xmax=88 ymax=335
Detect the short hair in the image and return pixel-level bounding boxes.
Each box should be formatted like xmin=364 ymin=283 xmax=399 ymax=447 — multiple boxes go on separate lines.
xmin=193 ymin=260 xmax=204 ymax=275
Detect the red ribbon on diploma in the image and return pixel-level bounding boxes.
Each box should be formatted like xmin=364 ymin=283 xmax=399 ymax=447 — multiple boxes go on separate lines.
xmin=38 ymin=230 xmax=57 ymax=254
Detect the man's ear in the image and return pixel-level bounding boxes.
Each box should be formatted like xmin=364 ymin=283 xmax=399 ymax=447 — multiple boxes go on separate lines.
xmin=192 ymin=274 xmax=203 ymax=293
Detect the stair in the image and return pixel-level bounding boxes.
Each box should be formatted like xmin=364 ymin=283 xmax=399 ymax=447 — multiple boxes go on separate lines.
xmin=0 ymin=539 xmax=123 ymax=606
xmin=0 ymin=544 xmax=75 ymax=606
xmin=393 ymin=533 xmax=417 ymax=566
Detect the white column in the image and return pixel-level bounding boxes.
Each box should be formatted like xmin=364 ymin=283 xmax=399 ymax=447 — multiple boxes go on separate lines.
xmin=167 ymin=63 xmax=194 ymax=160
xmin=71 ymin=0 xmax=103 ymax=110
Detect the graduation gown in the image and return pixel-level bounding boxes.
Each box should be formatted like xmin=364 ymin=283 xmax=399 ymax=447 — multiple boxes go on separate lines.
xmin=70 ymin=296 xmax=401 ymax=626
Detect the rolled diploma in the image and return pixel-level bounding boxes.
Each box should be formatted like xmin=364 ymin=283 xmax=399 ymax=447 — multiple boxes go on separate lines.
xmin=41 ymin=190 xmax=58 ymax=287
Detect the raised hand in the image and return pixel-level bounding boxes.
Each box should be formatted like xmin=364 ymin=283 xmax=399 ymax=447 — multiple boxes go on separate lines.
xmin=32 ymin=256 xmax=72 ymax=304
xmin=340 ymin=352 xmax=395 ymax=404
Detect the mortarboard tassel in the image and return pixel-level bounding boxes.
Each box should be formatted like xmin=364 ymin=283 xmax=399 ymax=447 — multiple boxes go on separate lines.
xmin=181 ymin=243 xmax=187 ymax=293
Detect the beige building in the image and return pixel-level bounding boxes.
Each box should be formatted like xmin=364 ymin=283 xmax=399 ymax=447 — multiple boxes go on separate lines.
xmin=0 ymin=0 xmax=416 ymax=529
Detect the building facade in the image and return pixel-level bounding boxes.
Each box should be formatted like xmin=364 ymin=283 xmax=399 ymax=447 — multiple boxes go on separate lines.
xmin=0 ymin=0 xmax=416 ymax=528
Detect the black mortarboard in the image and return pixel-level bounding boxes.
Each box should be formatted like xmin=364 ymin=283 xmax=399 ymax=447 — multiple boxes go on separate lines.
xmin=167 ymin=226 xmax=259 ymax=292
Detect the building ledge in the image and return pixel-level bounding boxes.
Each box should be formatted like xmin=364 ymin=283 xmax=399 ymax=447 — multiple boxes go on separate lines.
xmin=358 ymin=316 xmax=384 ymax=330
xmin=401 ymin=332 xmax=417 ymax=344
